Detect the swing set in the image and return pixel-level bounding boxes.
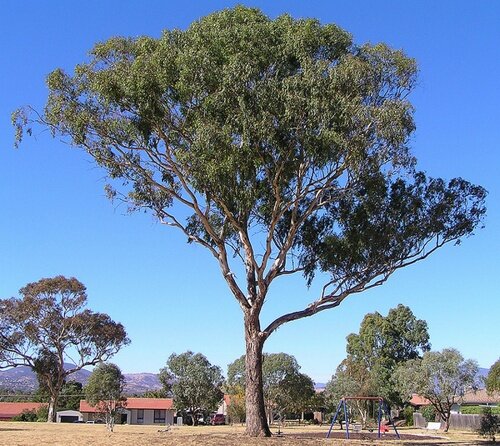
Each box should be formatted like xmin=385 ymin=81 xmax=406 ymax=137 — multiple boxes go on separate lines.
xmin=326 ymin=396 xmax=400 ymax=439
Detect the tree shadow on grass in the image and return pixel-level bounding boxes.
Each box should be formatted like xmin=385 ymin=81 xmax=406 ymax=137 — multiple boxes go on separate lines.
xmin=0 ymin=428 xmax=29 ymax=432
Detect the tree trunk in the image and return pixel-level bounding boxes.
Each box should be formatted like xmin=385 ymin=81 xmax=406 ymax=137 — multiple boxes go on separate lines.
xmin=106 ymin=412 xmax=115 ymax=432
xmin=47 ymin=393 xmax=58 ymax=423
xmin=443 ymin=414 xmax=450 ymax=432
xmin=244 ymin=314 xmax=271 ymax=437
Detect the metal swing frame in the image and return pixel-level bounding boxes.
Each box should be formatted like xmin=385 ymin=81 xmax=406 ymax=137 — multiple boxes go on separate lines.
xmin=326 ymin=396 xmax=400 ymax=439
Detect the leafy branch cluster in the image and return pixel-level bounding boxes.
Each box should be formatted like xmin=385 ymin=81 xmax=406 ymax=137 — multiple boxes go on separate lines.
xmin=13 ymin=7 xmax=486 ymax=341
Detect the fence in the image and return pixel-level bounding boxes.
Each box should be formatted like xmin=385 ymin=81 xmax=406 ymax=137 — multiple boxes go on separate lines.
xmin=450 ymin=413 xmax=481 ymax=430
xmin=413 ymin=412 xmax=481 ymax=431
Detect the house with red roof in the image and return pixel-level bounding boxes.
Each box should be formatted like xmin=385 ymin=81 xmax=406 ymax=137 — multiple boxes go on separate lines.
xmin=409 ymin=390 xmax=500 ymax=413
xmin=409 ymin=393 xmax=431 ymax=409
xmin=79 ymin=397 xmax=174 ymax=425
xmin=0 ymin=402 xmax=45 ymax=421
xmin=461 ymin=389 xmax=500 ymax=407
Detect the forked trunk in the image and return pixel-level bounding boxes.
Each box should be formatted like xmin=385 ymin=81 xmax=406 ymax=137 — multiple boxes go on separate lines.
xmin=244 ymin=314 xmax=271 ymax=437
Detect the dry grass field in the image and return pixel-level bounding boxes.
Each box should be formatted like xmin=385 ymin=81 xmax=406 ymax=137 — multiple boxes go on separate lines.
xmin=0 ymin=422 xmax=488 ymax=446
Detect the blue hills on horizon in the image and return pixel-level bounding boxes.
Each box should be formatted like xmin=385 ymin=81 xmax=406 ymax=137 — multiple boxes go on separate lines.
xmin=0 ymin=365 xmax=489 ymax=395
xmin=0 ymin=363 xmax=162 ymax=395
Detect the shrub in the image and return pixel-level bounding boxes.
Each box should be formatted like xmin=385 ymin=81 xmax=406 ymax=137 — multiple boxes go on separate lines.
xmin=36 ymin=405 xmax=49 ymax=421
xmin=462 ymin=405 xmax=500 ymax=415
xmin=403 ymin=406 xmax=414 ymax=426
xmin=421 ymin=405 xmax=436 ymax=422
xmin=227 ymin=394 xmax=246 ymax=424
xmin=12 ymin=409 xmax=38 ymax=422
xmin=477 ymin=407 xmax=499 ymax=442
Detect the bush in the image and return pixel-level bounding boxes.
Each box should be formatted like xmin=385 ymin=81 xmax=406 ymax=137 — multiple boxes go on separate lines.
xmin=421 ymin=405 xmax=436 ymax=422
xmin=403 ymin=406 xmax=414 ymax=426
xmin=12 ymin=409 xmax=38 ymax=422
xmin=227 ymin=395 xmax=246 ymax=424
xmin=36 ymin=405 xmax=49 ymax=421
xmin=477 ymin=407 xmax=499 ymax=442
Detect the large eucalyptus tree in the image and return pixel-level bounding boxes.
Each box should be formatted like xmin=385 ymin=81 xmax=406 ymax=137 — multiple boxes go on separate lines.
xmin=13 ymin=7 xmax=486 ymax=436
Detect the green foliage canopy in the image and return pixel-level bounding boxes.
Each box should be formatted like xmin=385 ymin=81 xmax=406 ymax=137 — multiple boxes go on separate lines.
xmin=85 ymin=362 xmax=126 ymax=432
xmin=485 ymin=358 xmax=500 ymax=394
xmin=228 ymin=352 xmax=315 ymax=417
xmin=34 ymin=379 xmax=84 ymax=412
xmin=14 ymin=7 xmax=486 ymax=331
xmin=326 ymin=305 xmax=430 ymax=407
xmin=394 ymin=348 xmax=479 ymax=432
xmin=346 ymin=304 xmax=430 ymax=366
xmin=58 ymin=380 xmax=84 ymax=411
xmin=160 ymin=351 xmax=224 ymax=424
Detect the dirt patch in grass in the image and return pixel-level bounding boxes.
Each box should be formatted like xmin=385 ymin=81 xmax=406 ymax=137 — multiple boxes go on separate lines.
xmin=0 ymin=422 xmax=488 ymax=446
xmin=293 ymin=431 xmax=438 ymax=440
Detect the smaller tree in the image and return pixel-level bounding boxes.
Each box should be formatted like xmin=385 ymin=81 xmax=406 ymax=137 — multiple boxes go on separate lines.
xmin=478 ymin=407 xmax=500 ymax=443
xmin=0 ymin=276 xmax=130 ymax=422
xmin=325 ymin=358 xmax=376 ymax=426
xmin=227 ymin=352 xmax=314 ymax=424
xmin=226 ymin=389 xmax=246 ymax=424
xmin=160 ymin=352 xmax=224 ymax=425
xmin=395 ymin=348 xmax=479 ymax=432
xmin=341 ymin=304 xmax=431 ymax=406
xmin=485 ymin=359 xmax=500 ymax=395
xmin=142 ymin=389 xmax=169 ymax=399
xmin=58 ymin=380 xmax=84 ymax=411
xmin=272 ymin=372 xmax=315 ymax=423
xmin=85 ymin=363 xmax=126 ymax=432
xmin=421 ymin=405 xmax=437 ymax=423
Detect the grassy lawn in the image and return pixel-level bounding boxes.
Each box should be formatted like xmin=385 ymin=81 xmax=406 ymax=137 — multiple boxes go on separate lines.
xmin=0 ymin=422 xmax=488 ymax=446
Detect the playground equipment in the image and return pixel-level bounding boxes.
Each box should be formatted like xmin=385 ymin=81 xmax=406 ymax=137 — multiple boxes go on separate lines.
xmin=326 ymin=396 xmax=400 ymax=439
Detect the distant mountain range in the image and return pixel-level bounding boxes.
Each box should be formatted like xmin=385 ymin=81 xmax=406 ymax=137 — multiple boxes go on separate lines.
xmin=0 ymin=364 xmax=162 ymax=395
xmin=0 ymin=366 xmax=489 ymax=395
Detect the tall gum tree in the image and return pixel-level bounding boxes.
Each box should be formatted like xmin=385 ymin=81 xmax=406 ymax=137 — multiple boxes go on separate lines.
xmin=13 ymin=7 xmax=486 ymax=436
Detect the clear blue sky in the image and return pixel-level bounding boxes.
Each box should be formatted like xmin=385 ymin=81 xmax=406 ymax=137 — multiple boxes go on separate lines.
xmin=1 ymin=1 xmax=499 ymax=382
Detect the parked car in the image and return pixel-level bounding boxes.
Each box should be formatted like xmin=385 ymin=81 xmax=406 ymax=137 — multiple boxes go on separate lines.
xmin=86 ymin=419 xmax=104 ymax=424
xmin=211 ymin=414 xmax=225 ymax=425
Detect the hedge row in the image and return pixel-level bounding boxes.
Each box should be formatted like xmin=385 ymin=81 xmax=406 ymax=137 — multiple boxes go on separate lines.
xmin=461 ymin=406 xmax=500 ymax=415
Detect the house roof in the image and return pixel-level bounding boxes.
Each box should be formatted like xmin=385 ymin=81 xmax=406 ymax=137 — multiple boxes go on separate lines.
xmin=56 ymin=410 xmax=82 ymax=416
xmin=409 ymin=390 xmax=500 ymax=407
xmin=462 ymin=389 xmax=500 ymax=405
xmin=80 ymin=397 xmax=174 ymax=413
xmin=0 ymin=402 xmax=45 ymax=418
xmin=409 ymin=394 xmax=431 ymax=406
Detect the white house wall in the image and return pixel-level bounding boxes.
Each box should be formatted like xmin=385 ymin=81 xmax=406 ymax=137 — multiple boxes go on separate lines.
xmin=129 ymin=408 xmax=174 ymax=425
